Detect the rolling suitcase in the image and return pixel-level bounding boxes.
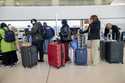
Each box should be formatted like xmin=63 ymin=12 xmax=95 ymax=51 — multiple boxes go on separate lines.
xmin=75 ymin=48 xmax=88 ymax=65
xmin=100 ymin=41 xmax=106 ymax=60
xmin=64 ymin=42 xmax=69 ymax=62
xmin=121 ymin=31 xmax=125 ymax=41
xmin=48 ymin=42 xmax=66 ymax=68
xmin=21 ymin=46 xmax=38 ymax=68
xmin=105 ymin=41 xmax=124 ymax=64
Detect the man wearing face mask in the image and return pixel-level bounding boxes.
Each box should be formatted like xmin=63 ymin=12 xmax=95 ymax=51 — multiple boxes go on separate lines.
xmin=59 ymin=19 xmax=72 ymax=62
xmin=31 ymin=19 xmax=45 ymax=62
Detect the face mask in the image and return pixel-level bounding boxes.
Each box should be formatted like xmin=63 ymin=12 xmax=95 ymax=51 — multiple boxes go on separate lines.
xmin=32 ymin=21 xmax=36 ymax=24
xmin=8 ymin=25 xmax=12 ymax=29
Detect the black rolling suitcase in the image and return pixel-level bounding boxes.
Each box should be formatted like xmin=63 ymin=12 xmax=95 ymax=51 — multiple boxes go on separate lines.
xmin=105 ymin=41 xmax=124 ymax=64
xmin=100 ymin=41 xmax=106 ymax=60
xmin=121 ymin=31 xmax=125 ymax=41
xmin=21 ymin=46 xmax=38 ymax=68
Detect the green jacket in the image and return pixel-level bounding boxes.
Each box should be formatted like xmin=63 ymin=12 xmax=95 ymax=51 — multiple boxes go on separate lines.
xmin=0 ymin=28 xmax=16 ymax=53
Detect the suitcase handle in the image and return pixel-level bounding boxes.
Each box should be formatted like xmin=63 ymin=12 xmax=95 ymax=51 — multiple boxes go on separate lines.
xmin=61 ymin=44 xmax=65 ymax=65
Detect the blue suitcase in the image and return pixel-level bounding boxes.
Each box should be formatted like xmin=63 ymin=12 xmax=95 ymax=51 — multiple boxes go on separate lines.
xmin=75 ymin=48 xmax=87 ymax=65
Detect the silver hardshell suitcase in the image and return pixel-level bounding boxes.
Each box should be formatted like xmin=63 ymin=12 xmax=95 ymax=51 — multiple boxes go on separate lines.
xmin=21 ymin=46 xmax=38 ymax=68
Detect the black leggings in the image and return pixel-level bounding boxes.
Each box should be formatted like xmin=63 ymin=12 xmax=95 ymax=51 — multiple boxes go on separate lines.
xmin=32 ymin=40 xmax=44 ymax=61
xmin=2 ymin=51 xmax=18 ymax=65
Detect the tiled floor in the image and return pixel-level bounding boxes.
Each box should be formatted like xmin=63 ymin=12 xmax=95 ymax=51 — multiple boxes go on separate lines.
xmin=0 ymin=51 xmax=125 ymax=83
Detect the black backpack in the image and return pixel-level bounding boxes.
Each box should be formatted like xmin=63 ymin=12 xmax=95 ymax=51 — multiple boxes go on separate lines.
xmin=31 ymin=22 xmax=46 ymax=41
xmin=59 ymin=25 xmax=71 ymax=42
xmin=4 ymin=29 xmax=16 ymax=42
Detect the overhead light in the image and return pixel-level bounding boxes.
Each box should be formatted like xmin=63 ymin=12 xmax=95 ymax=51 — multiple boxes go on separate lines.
xmin=111 ymin=3 xmax=125 ymax=5
xmin=111 ymin=0 xmax=125 ymax=5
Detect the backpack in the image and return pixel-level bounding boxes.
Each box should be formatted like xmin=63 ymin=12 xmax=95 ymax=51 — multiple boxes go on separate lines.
xmin=59 ymin=25 xmax=71 ymax=42
xmin=4 ymin=30 xmax=16 ymax=42
xmin=31 ymin=22 xmax=45 ymax=41
xmin=60 ymin=26 xmax=69 ymax=37
xmin=44 ymin=27 xmax=55 ymax=39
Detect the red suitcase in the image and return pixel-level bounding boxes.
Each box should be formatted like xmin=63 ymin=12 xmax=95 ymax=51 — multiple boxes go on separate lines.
xmin=64 ymin=42 xmax=69 ymax=62
xmin=48 ymin=42 xmax=66 ymax=68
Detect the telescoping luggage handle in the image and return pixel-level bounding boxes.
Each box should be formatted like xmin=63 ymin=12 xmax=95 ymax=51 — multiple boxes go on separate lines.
xmin=61 ymin=44 xmax=65 ymax=66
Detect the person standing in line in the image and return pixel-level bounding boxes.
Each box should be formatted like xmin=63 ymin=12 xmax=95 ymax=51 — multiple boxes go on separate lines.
xmin=0 ymin=23 xmax=18 ymax=66
xmin=80 ymin=15 xmax=101 ymax=64
xmin=43 ymin=22 xmax=55 ymax=53
xmin=59 ymin=19 xmax=71 ymax=62
xmin=31 ymin=19 xmax=45 ymax=62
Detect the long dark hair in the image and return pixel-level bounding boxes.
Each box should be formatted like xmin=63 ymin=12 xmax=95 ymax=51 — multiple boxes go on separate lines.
xmin=90 ymin=15 xmax=99 ymax=22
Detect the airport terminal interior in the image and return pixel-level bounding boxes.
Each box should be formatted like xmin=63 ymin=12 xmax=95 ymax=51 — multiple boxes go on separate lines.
xmin=0 ymin=0 xmax=125 ymax=83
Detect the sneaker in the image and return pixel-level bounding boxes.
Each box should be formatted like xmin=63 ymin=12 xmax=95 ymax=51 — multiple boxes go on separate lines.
xmin=38 ymin=60 xmax=44 ymax=62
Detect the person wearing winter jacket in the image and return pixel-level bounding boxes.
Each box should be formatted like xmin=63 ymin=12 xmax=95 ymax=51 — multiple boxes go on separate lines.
xmin=43 ymin=22 xmax=55 ymax=53
xmin=0 ymin=23 xmax=18 ymax=66
xmin=31 ymin=19 xmax=45 ymax=62
xmin=59 ymin=19 xmax=71 ymax=62
xmin=59 ymin=19 xmax=71 ymax=42
xmin=79 ymin=15 xmax=101 ymax=64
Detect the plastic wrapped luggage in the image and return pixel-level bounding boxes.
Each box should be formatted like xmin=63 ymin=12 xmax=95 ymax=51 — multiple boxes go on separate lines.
xmin=70 ymin=38 xmax=78 ymax=50
xmin=105 ymin=41 xmax=124 ymax=64
xmin=48 ymin=42 xmax=66 ymax=68
xmin=69 ymin=47 xmax=75 ymax=63
xmin=78 ymin=34 xmax=87 ymax=48
xmin=75 ymin=48 xmax=87 ymax=65
xmin=20 ymin=46 xmax=38 ymax=68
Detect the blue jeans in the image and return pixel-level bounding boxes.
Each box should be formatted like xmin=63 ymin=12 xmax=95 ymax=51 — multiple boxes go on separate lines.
xmin=43 ymin=39 xmax=51 ymax=53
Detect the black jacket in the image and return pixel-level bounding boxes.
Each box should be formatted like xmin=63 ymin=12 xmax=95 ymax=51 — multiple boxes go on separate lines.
xmin=104 ymin=25 xmax=120 ymax=40
xmin=31 ymin=22 xmax=45 ymax=42
xmin=80 ymin=21 xmax=100 ymax=40
xmin=59 ymin=24 xmax=71 ymax=42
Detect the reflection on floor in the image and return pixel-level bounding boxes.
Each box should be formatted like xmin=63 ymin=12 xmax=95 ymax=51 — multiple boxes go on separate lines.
xmin=0 ymin=52 xmax=125 ymax=83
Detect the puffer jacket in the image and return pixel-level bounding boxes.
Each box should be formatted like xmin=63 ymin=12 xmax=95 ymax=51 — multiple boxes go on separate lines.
xmin=0 ymin=28 xmax=16 ymax=53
